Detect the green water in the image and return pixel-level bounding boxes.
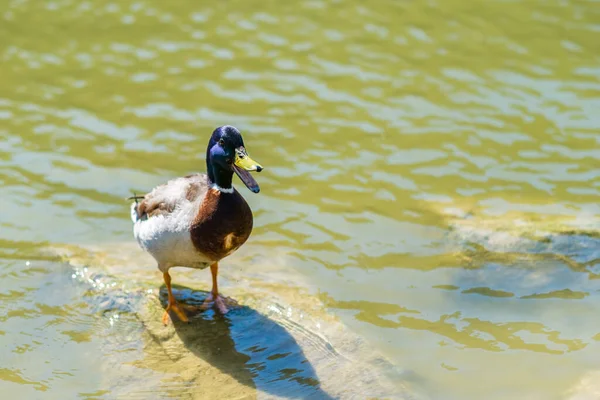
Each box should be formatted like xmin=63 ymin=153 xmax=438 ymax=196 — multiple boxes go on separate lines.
xmin=1 ymin=0 xmax=600 ymax=399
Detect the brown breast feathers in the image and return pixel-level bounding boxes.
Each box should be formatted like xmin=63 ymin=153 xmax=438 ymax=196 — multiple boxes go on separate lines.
xmin=190 ymin=188 xmax=253 ymax=261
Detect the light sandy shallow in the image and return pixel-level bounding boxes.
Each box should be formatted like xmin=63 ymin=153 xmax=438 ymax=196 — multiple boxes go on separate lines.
xmin=444 ymin=210 xmax=600 ymax=400
xmin=46 ymin=242 xmax=424 ymax=399
xmin=44 ymin=206 xmax=600 ymax=400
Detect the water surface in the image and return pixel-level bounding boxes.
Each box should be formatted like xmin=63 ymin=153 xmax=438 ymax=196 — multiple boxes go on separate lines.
xmin=1 ymin=0 xmax=600 ymax=399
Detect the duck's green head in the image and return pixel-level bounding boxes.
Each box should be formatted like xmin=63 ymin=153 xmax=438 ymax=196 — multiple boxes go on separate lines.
xmin=206 ymin=125 xmax=263 ymax=193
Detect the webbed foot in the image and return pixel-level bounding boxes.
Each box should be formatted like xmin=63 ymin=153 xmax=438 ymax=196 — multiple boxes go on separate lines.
xmin=201 ymin=292 xmax=238 ymax=314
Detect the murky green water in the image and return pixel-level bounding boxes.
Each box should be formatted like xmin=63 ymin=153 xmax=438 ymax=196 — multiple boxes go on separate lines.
xmin=1 ymin=0 xmax=600 ymax=398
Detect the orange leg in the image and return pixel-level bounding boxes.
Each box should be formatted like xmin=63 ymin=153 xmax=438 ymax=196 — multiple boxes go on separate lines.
xmin=211 ymin=262 xmax=219 ymax=296
xmin=162 ymin=271 xmax=189 ymax=325
xmin=201 ymin=262 xmax=237 ymax=314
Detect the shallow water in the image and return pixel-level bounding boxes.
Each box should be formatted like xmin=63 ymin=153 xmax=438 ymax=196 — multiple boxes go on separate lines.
xmin=1 ymin=0 xmax=600 ymax=399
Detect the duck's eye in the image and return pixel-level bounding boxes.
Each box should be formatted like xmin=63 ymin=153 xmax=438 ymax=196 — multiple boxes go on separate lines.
xmin=219 ymin=139 xmax=225 ymax=146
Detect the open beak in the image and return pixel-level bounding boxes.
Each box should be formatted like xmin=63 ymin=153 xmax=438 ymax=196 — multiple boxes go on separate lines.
xmin=233 ymin=147 xmax=263 ymax=193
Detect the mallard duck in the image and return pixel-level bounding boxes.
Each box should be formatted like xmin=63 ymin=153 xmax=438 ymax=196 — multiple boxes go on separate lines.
xmin=129 ymin=125 xmax=263 ymax=324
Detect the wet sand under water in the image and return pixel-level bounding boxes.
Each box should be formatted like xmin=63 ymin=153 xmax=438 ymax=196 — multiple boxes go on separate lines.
xmin=42 ymin=207 xmax=600 ymax=400
xmin=46 ymin=242 xmax=422 ymax=399
xmin=4 ymin=208 xmax=600 ymax=399
xmin=439 ymin=211 xmax=600 ymax=400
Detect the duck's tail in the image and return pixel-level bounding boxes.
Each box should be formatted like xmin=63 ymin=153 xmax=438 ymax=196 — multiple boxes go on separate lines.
xmin=128 ymin=193 xmax=144 ymax=223
xmin=130 ymin=202 xmax=140 ymax=223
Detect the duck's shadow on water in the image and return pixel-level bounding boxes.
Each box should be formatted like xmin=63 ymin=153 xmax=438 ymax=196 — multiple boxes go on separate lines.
xmin=159 ymin=284 xmax=335 ymax=400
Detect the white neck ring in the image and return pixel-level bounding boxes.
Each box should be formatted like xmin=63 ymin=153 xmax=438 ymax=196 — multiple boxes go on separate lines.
xmin=212 ymin=184 xmax=234 ymax=194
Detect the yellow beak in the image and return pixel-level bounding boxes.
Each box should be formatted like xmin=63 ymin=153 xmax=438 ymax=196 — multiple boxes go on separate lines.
xmin=234 ymin=147 xmax=263 ymax=172
xmin=233 ymin=147 xmax=263 ymax=193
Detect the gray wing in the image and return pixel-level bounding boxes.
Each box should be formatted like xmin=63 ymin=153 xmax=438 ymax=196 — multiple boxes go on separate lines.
xmin=131 ymin=173 xmax=209 ymax=220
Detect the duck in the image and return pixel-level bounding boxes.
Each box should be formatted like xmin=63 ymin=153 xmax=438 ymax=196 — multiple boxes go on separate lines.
xmin=129 ymin=125 xmax=263 ymax=324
